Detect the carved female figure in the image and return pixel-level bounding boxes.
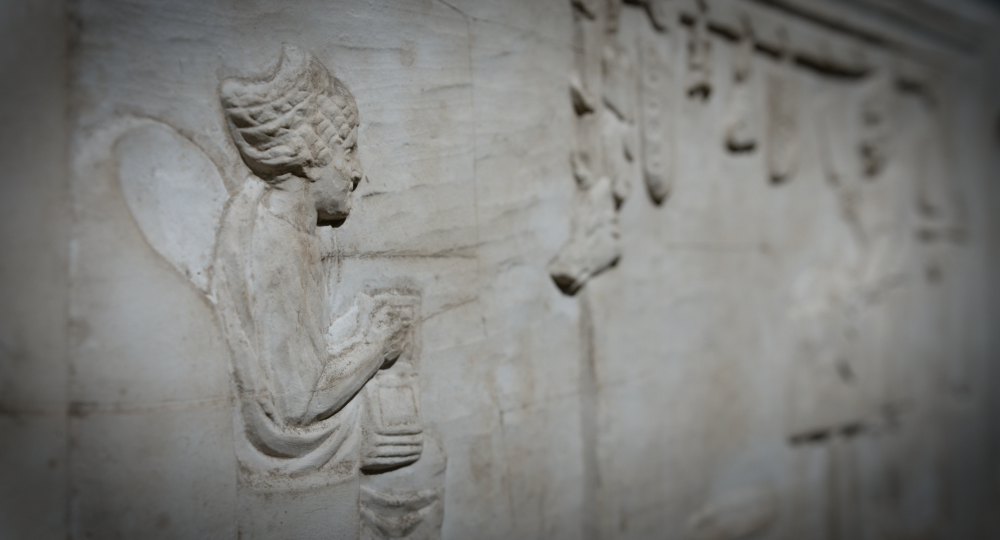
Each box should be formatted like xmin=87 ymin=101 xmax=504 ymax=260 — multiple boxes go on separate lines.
xmin=213 ymin=45 xmax=423 ymax=486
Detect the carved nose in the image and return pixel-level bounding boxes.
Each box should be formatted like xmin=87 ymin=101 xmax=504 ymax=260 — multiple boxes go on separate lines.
xmin=352 ymin=173 xmax=364 ymax=191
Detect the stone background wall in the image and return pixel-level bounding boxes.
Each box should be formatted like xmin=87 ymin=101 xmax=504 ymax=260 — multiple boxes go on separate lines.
xmin=2 ymin=0 xmax=999 ymax=539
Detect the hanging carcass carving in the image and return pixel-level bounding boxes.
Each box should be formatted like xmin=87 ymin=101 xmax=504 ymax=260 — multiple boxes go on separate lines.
xmin=551 ymin=0 xmax=678 ymax=294
xmin=723 ymin=14 xmax=757 ymax=153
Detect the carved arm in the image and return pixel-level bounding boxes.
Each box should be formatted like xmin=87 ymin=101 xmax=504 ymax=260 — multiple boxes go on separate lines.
xmin=301 ymin=292 xmax=418 ymax=423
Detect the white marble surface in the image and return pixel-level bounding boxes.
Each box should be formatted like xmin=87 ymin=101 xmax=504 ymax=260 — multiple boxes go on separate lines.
xmin=2 ymin=0 xmax=1000 ymax=538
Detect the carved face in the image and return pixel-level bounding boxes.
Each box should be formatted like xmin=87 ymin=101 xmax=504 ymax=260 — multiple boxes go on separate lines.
xmin=306 ymin=137 xmax=363 ymax=227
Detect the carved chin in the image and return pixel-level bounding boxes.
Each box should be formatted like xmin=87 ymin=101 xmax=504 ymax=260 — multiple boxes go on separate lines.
xmin=316 ymin=195 xmax=352 ymax=227
xmin=317 ymin=208 xmax=349 ymax=227
xmin=316 ymin=202 xmax=349 ymax=227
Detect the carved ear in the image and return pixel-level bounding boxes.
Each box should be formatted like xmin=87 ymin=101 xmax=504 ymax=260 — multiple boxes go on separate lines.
xmin=116 ymin=122 xmax=229 ymax=295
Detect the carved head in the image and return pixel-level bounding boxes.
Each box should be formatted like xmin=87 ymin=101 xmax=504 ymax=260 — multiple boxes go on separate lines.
xmin=220 ymin=45 xmax=363 ymax=225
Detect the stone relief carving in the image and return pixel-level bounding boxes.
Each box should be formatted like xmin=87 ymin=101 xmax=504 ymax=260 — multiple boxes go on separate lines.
xmin=786 ymin=253 xmax=888 ymax=440
xmin=723 ymin=14 xmax=758 ymax=153
xmin=765 ymin=33 xmax=800 ymax=185
xmin=779 ymin=63 xmax=972 ymax=539
xmin=858 ymin=77 xmax=891 ymax=179
xmin=215 ymin=44 xmax=432 ymax=486
xmin=116 ymin=45 xmax=445 ymax=538
xmin=633 ymin=0 xmax=674 ymax=32
xmin=551 ymin=1 xmax=633 ymax=295
xmin=686 ymin=0 xmax=713 ymax=100
xmin=637 ymin=1 xmax=676 ymax=204
xmin=549 ymin=173 xmax=623 ymax=295
xmin=814 ymin=85 xmax=874 ymax=244
xmin=552 ymin=0 xmax=683 ymax=295
xmin=791 ymin=67 xmax=912 ymax=443
xmin=549 ymin=0 xmax=975 ymax=329
xmin=550 ymin=0 xmax=901 ymax=294
xmin=784 ymin=237 xmax=905 ymax=538
xmin=908 ymin=86 xmax=966 ymax=245
xmin=116 ymin=122 xmax=229 ymax=296
xmin=43 ymin=0 xmax=994 ymax=537
xmin=549 ymin=0 xmax=972 ymax=462
xmin=359 ymin=437 xmax=446 ymax=540
xmin=814 ymin=90 xmax=853 ymax=190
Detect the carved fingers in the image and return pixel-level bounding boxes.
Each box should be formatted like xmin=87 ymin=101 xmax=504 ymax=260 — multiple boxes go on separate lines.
xmin=361 ymin=431 xmax=424 ymax=473
xmin=369 ymin=292 xmax=420 ymax=368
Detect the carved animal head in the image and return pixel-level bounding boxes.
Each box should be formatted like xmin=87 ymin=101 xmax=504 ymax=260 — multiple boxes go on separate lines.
xmin=220 ymin=44 xmax=363 ymax=225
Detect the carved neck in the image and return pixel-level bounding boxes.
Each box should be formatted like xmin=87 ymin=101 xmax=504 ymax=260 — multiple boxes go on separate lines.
xmin=262 ymin=175 xmax=317 ymax=234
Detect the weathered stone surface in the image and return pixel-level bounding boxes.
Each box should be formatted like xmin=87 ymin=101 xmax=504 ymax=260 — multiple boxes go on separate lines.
xmin=2 ymin=0 xmax=1000 ymax=539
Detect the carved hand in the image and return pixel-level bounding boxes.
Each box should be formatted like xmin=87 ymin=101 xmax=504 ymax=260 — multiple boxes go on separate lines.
xmin=368 ymin=293 xmax=419 ymax=369
xmin=362 ymin=431 xmax=424 ymax=472
xmin=302 ymin=292 xmax=419 ymax=423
